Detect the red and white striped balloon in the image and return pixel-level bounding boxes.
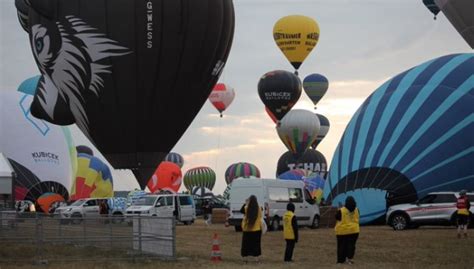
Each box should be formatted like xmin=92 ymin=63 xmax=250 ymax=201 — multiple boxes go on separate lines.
xmin=209 ymin=83 xmax=235 ymax=117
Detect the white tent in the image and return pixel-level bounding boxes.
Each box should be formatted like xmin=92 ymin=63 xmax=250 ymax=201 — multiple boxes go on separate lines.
xmin=0 ymin=153 xmax=13 ymax=194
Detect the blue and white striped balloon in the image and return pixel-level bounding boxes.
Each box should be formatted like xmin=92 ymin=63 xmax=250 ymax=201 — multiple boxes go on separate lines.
xmin=325 ymin=53 xmax=474 ymax=224
xmin=164 ymin=152 xmax=184 ymax=168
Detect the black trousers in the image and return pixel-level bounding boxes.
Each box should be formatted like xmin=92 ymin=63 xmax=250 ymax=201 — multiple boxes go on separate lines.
xmin=336 ymin=233 xmax=359 ymax=263
xmin=284 ymin=239 xmax=296 ymax=261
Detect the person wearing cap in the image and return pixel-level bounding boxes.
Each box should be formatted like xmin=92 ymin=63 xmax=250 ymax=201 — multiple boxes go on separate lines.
xmin=283 ymin=202 xmax=298 ymax=262
xmin=335 ymin=196 xmax=360 ymax=264
xmin=456 ymin=190 xmax=470 ymax=239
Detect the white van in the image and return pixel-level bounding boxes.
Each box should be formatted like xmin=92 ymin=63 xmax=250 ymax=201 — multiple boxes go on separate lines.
xmin=228 ymin=178 xmax=320 ymax=231
xmin=125 ymin=194 xmax=196 ymax=224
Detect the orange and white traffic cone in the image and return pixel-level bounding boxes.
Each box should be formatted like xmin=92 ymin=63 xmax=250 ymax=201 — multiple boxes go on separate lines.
xmin=210 ymin=233 xmax=222 ymax=262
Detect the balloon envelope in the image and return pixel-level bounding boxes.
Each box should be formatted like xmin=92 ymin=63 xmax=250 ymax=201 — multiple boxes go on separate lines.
xmin=311 ymin=114 xmax=330 ymax=149
xmin=325 ymin=53 xmax=474 ymax=224
xmin=0 ymin=89 xmax=76 ymax=210
xmin=164 ymin=152 xmax=184 ymax=168
xmin=277 ymin=109 xmax=320 ymax=159
xmin=423 ymin=0 xmax=441 ymax=17
xmin=191 ymin=186 xmax=214 ymax=198
xmin=184 ymin=166 xmax=216 ymax=191
xmin=435 ymin=0 xmax=474 ymax=48
xmin=147 ymin=162 xmax=182 ymax=193
xmin=277 ymin=149 xmax=328 ymax=178
xmin=273 ymin=15 xmax=320 ymax=70
xmin=303 ymin=74 xmax=329 ymax=107
xmin=225 ymin=162 xmax=261 ymax=185
xmin=71 ymin=153 xmax=114 ymax=200
xmin=209 ymin=83 xmax=235 ymax=116
xmin=16 ymin=0 xmax=235 ymax=189
xmin=258 ymin=70 xmax=302 ymax=121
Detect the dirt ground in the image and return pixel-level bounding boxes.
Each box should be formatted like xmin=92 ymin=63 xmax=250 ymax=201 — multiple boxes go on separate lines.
xmin=1 ymin=219 xmax=474 ymax=269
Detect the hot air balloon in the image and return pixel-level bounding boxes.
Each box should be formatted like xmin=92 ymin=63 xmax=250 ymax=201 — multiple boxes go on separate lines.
xmin=147 ymin=161 xmax=182 ymax=193
xmin=70 ymin=150 xmax=114 ymax=200
xmin=434 ymin=0 xmax=474 ymax=48
xmin=1 ymin=88 xmax=76 ymax=213
xmin=325 ymin=53 xmax=474 ymax=224
xmin=311 ymin=114 xmax=330 ymax=149
xmin=423 ymin=0 xmax=440 ymax=19
xmin=277 ymin=149 xmax=327 ymax=178
xmin=191 ymin=186 xmax=214 ymax=198
xmin=273 ymin=15 xmax=320 ymax=73
xmin=278 ymin=169 xmax=325 ymax=202
xmin=265 ymin=106 xmax=278 ymax=124
xmin=225 ymin=162 xmax=261 ymax=185
xmin=15 ymin=0 xmax=235 ymax=190
xmin=303 ymin=74 xmax=329 ymax=108
xmin=209 ymin=83 xmax=235 ymax=117
xmin=76 ymin=145 xmax=94 ymax=156
xmin=277 ymin=109 xmax=320 ymax=159
xmin=164 ymin=152 xmax=184 ymax=168
xmin=258 ymin=70 xmax=302 ymax=121
xmin=184 ymin=166 xmax=216 ymax=191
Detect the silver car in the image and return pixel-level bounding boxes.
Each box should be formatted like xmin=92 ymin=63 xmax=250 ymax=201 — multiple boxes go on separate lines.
xmin=386 ymin=192 xmax=473 ymax=230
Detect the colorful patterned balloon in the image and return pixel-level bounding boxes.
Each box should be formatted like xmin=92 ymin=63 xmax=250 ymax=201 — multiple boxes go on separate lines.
xmin=70 ymin=153 xmax=113 ymax=200
xmin=277 ymin=109 xmax=320 ymax=159
xmin=225 ymin=162 xmax=261 ymax=185
xmin=184 ymin=166 xmax=216 ymax=191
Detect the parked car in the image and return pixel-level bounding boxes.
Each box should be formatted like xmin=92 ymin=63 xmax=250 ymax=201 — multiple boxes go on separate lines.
xmin=227 ymin=178 xmax=320 ymax=232
xmin=386 ymin=191 xmax=474 ymax=230
xmin=55 ymin=197 xmax=127 ymax=224
xmin=125 ymin=193 xmax=196 ymax=225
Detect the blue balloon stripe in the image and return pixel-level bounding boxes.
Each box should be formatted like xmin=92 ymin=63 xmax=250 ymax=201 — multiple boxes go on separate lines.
xmin=393 ymin=76 xmax=474 ymax=169
xmin=350 ymin=80 xmax=391 ymax=171
xmin=339 ymin=106 xmax=365 ymax=182
xmin=401 ymin=114 xmax=473 ymax=174
xmin=408 ymin=146 xmax=474 ymax=183
xmin=417 ymin=175 xmax=474 ymax=195
xmin=376 ymin=54 xmax=472 ymax=167
xmin=364 ymin=58 xmax=437 ymax=167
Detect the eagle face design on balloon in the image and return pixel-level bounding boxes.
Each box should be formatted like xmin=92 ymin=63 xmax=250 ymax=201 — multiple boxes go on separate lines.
xmin=30 ymin=16 xmax=130 ymax=138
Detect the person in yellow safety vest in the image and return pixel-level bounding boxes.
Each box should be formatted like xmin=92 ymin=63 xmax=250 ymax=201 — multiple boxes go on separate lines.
xmin=283 ymin=202 xmax=298 ymax=262
xmin=456 ymin=190 xmax=471 ymax=239
xmin=335 ymin=196 xmax=359 ymax=264
xmin=240 ymin=195 xmax=262 ymax=262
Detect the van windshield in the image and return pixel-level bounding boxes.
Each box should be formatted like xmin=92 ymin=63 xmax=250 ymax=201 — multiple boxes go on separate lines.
xmin=70 ymin=200 xmax=86 ymax=206
xmin=134 ymin=196 xmax=157 ymax=206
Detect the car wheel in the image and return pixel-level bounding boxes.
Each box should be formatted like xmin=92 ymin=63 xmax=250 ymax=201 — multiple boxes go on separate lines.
xmin=310 ymin=215 xmax=320 ymax=229
xmin=270 ymin=217 xmax=280 ymax=231
xmin=234 ymin=225 xmax=242 ymax=232
xmin=391 ymin=213 xmax=408 ymax=230
xmin=71 ymin=213 xmax=82 ymax=224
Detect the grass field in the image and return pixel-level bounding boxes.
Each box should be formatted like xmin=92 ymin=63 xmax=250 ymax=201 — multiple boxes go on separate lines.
xmin=1 ymin=219 xmax=474 ymax=269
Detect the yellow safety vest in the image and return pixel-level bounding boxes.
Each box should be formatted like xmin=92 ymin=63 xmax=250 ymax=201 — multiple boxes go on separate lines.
xmin=283 ymin=211 xmax=295 ymax=240
xmin=335 ymin=207 xmax=360 ymax=235
xmin=241 ymin=206 xmax=262 ymax=232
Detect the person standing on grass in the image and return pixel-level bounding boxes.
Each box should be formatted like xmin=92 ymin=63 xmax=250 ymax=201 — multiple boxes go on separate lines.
xmin=240 ymin=195 xmax=262 ymax=263
xmin=283 ymin=202 xmax=298 ymax=262
xmin=335 ymin=196 xmax=360 ymax=265
xmin=456 ymin=190 xmax=470 ymax=239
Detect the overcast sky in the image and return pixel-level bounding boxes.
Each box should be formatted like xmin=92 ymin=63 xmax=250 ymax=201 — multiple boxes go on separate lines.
xmin=0 ymin=0 xmax=470 ymax=194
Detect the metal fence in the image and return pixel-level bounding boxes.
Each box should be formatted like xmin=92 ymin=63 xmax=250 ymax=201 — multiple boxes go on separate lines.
xmin=0 ymin=211 xmax=175 ymax=264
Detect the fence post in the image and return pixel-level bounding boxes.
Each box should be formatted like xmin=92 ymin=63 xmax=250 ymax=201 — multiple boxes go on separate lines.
xmin=35 ymin=214 xmax=42 ymax=264
xmin=83 ymin=215 xmax=86 ymax=246
xmin=138 ymin=217 xmax=142 ymax=253
xmin=109 ymin=218 xmax=113 ymax=249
